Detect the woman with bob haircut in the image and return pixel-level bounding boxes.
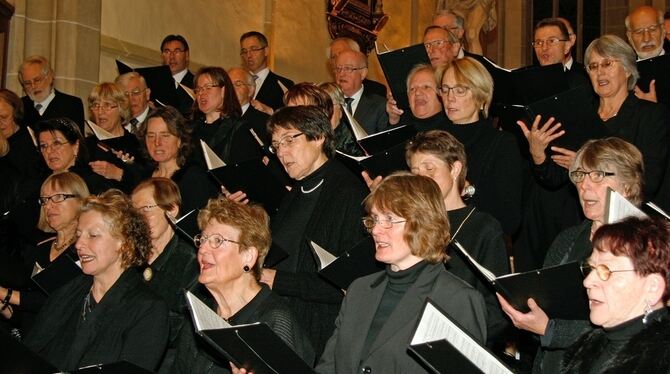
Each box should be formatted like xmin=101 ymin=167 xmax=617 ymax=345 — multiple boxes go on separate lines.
xmin=24 ymin=189 xmax=169 ymax=372
xmin=190 ymin=66 xmax=261 ymax=166
xmin=262 ymin=105 xmax=367 ymax=356
xmin=130 ymin=177 xmax=198 ymax=371
xmin=85 ymin=82 xmax=145 ymax=188
xmin=0 ymin=172 xmax=89 ymax=330
xmin=317 ymin=172 xmax=486 ymax=373
xmin=173 ymin=197 xmax=314 ymax=372
xmin=439 ymin=57 xmax=524 ymax=237
xmin=562 ymin=216 xmax=670 ymax=372
xmin=500 ymin=137 xmax=645 ymax=374
xmin=405 ymin=130 xmax=509 ymax=349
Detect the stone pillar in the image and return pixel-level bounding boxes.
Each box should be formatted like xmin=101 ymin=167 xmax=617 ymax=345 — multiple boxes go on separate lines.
xmin=6 ymin=0 xmax=101 ymax=106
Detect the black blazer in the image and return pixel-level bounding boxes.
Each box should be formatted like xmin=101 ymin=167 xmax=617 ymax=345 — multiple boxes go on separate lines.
xmin=22 ymin=90 xmax=85 ymax=133
xmin=24 ymin=269 xmax=169 ymax=372
xmin=255 ymin=70 xmax=294 ymax=111
xmin=316 ymin=263 xmax=487 ymax=373
xmin=353 ymin=88 xmax=388 ymax=134
xmin=175 ymin=70 xmax=195 ymax=117
xmin=241 ymin=105 xmax=271 ymax=146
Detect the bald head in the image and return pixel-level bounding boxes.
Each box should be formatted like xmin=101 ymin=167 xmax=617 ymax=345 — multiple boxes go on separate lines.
xmin=626 ymin=6 xmax=666 ymax=59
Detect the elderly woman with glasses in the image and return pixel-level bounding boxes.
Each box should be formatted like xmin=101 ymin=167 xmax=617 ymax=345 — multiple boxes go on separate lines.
xmin=499 ymin=137 xmax=645 ymax=374
xmin=439 ymin=57 xmax=524 ymax=237
xmin=562 ymin=216 xmax=670 ymax=372
xmin=173 ymin=197 xmax=314 ymax=373
xmin=261 ymin=105 xmax=368 ymax=357
xmin=316 ymin=172 xmax=486 ymax=373
xmin=190 ymin=66 xmax=261 ymax=167
xmin=24 ymin=189 xmax=169 ymax=372
xmin=0 ymin=172 xmax=88 ymax=330
xmin=130 ymin=177 xmax=199 ymax=371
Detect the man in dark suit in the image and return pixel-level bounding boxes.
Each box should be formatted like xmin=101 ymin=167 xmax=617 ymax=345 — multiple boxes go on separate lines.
xmin=533 ymin=18 xmax=589 ymax=87
xmin=19 ymin=55 xmax=85 ymax=132
xmin=334 ymin=50 xmax=388 ymax=135
xmin=160 ymin=34 xmax=194 ymax=116
xmin=328 ymin=37 xmax=387 ymax=98
xmin=228 ymin=67 xmax=270 ymax=146
xmin=115 ymin=72 xmax=151 ymax=135
xmin=240 ymin=31 xmax=294 ymax=112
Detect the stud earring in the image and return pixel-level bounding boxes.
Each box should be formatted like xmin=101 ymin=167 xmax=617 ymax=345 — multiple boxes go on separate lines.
xmin=243 ymin=265 xmax=250 ymax=272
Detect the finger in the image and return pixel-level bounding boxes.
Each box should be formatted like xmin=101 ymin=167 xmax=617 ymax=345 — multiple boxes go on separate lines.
xmin=527 ymin=298 xmax=539 ymax=310
xmin=536 ymin=116 xmax=555 ymax=131
xmin=550 ymin=146 xmax=575 ymax=156
xmin=361 ymin=171 xmax=374 ymax=189
xmin=530 ymin=115 xmax=543 ymax=131
xmin=516 ymin=120 xmax=531 ymax=137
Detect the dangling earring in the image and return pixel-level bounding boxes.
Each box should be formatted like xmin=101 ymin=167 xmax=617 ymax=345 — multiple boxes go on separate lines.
xmin=642 ymin=300 xmax=654 ymax=324
xmin=243 ymin=265 xmax=250 ymax=273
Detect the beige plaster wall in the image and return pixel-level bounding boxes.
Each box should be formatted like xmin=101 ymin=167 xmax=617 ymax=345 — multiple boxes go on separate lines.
xmin=98 ymin=0 xmax=444 ymax=86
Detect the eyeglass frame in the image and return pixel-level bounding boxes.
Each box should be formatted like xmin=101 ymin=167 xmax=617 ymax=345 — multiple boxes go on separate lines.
xmin=629 ymin=24 xmax=663 ymax=37
xmin=586 ymin=59 xmax=619 ymax=73
xmin=194 ymin=233 xmax=241 ymax=249
xmin=240 ymin=46 xmax=267 ymax=56
xmin=423 ymin=39 xmax=451 ymax=50
xmin=21 ymin=73 xmax=49 ymax=88
xmin=439 ymin=84 xmax=470 ymax=97
xmin=569 ymin=170 xmax=616 ymax=184
xmin=38 ymin=193 xmax=78 ymax=206
xmin=136 ymin=204 xmax=159 ymax=213
xmin=161 ymin=48 xmax=186 ymax=55
xmin=193 ymin=84 xmax=222 ymax=96
xmin=362 ymin=216 xmax=407 ymax=232
xmin=332 ymin=66 xmax=367 ymax=74
xmin=38 ymin=140 xmax=69 ymax=153
xmin=90 ymin=102 xmax=119 ymax=111
xmin=531 ymin=37 xmax=569 ymax=48
xmin=124 ymin=88 xmax=147 ymax=98
xmin=580 ymin=262 xmax=636 ymax=281
xmin=269 ymin=133 xmax=305 ymax=154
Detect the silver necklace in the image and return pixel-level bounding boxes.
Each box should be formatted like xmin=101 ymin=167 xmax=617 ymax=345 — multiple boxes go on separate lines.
xmin=300 ymin=179 xmax=324 ymax=194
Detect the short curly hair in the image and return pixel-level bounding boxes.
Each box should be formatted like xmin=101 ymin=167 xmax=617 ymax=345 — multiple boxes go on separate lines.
xmin=364 ymin=171 xmax=451 ymax=263
xmin=593 ymin=216 xmax=670 ymax=303
xmin=80 ymin=189 xmax=152 ymax=268
xmin=197 ymin=197 xmax=271 ymax=282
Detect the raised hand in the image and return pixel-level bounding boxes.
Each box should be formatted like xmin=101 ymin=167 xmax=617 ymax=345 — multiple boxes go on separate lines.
xmin=517 ymin=115 xmax=565 ymax=165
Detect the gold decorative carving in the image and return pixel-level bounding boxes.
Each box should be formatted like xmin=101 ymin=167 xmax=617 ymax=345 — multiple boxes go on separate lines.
xmin=326 ymin=0 xmax=388 ymax=53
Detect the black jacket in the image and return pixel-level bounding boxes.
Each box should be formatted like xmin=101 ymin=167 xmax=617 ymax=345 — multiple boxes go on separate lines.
xmin=255 ymin=70 xmax=294 ymax=111
xmin=22 ymin=90 xmax=85 ymax=133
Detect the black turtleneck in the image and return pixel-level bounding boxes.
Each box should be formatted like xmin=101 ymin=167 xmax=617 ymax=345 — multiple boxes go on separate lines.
xmin=588 ymin=308 xmax=669 ymax=372
xmin=359 ymin=260 xmax=429 ymax=359
xmin=399 ymin=111 xmax=451 ymax=133
xmin=273 ymin=159 xmax=329 ymax=272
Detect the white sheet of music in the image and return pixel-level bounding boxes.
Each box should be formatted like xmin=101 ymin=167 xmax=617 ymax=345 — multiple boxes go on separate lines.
xmin=309 ymin=241 xmax=338 ymax=270
xmin=185 ymin=290 xmax=231 ymax=331
xmin=604 ymin=187 xmax=647 ymax=224
xmin=411 ymin=301 xmax=512 ymax=374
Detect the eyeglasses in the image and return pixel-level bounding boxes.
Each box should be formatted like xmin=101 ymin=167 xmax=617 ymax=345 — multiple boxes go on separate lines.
xmin=269 ymin=133 xmax=304 ymax=154
xmin=531 ymin=37 xmax=568 ymax=48
xmin=439 ymin=84 xmax=470 ymax=97
xmin=580 ymin=262 xmax=636 ymax=281
xmin=193 ymin=84 xmax=221 ymax=96
xmin=90 ymin=102 xmax=119 ymax=111
xmin=161 ymin=48 xmax=185 ymax=55
xmin=630 ymin=24 xmax=662 ymax=36
xmin=38 ymin=140 xmax=68 ymax=152
xmin=569 ymin=170 xmax=616 ymax=183
xmin=240 ymin=46 xmax=267 ymax=55
xmin=124 ymin=89 xmax=146 ymax=98
xmin=408 ymin=84 xmax=438 ymax=95
xmin=332 ymin=66 xmax=367 ymax=74
xmin=232 ymin=80 xmax=253 ymax=87
xmin=38 ymin=193 xmax=77 ymax=206
xmin=21 ymin=74 xmax=48 ymax=88
xmin=362 ymin=216 xmax=407 ymax=232
xmin=194 ymin=233 xmax=240 ymax=249
xmin=424 ymin=39 xmax=450 ymax=50
xmin=136 ymin=204 xmax=159 ymax=212
xmin=586 ymin=59 xmax=618 ymax=73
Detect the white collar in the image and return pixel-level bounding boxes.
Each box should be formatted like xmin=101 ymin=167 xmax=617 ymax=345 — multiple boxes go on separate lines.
xmin=172 ymin=69 xmax=188 ymax=84
xmin=135 ymin=106 xmax=150 ymax=123
xmin=35 ymin=90 xmax=56 ymax=113
xmin=241 ymin=102 xmax=250 ymax=115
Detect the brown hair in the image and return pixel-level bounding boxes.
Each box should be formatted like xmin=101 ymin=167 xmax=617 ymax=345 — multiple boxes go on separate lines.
xmin=138 ymin=105 xmax=192 ymax=167
xmin=593 ymin=216 xmax=670 ymax=302
xmin=364 ymin=172 xmax=450 ymax=263
xmin=38 ymin=172 xmax=90 ymax=233
xmin=283 ymin=82 xmax=334 ymax=120
xmin=192 ymin=66 xmax=242 ymax=119
xmin=80 ymin=189 xmax=152 ymax=268
xmin=267 ymin=105 xmax=335 ymax=158
xmin=0 ymin=88 xmax=24 ymax=125
xmin=132 ymin=177 xmax=182 ymax=213
xmin=405 ymin=130 xmax=468 ymax=193
xmin=197 ymin=197 xmax=271 ymax=281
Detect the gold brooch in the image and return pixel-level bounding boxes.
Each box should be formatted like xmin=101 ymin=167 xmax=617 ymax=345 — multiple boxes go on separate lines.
xmin=143 ymin=267 xmax=153 ymax=282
